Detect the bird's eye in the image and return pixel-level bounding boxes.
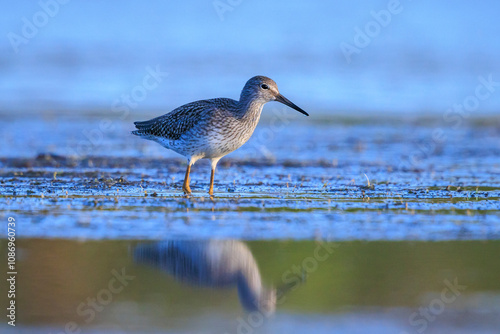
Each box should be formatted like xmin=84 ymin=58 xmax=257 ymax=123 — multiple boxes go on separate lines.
xmin=260 ymin=84 xmax=269 ymax=90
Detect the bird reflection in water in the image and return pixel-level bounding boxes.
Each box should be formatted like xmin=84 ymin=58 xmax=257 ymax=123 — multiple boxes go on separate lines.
xmin=134 ymin=240 xmax=278 ymax=314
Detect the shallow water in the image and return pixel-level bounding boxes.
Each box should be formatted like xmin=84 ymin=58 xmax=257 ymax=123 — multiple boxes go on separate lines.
xmin=2 ymin=112 xmax=500 ymax=240
xmin=0 ymin=239 xmax=499 ymax=333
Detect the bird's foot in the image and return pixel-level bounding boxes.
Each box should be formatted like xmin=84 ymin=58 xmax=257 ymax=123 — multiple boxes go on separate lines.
xmin=182 ymin=185 xmax=192 ymax=196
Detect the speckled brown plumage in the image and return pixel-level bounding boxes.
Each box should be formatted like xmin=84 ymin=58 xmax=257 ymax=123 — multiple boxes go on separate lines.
xmin=133 ymin=99 xmax=230 ymax=140
xmin=132 ymin=75 xmax=308 ymax=195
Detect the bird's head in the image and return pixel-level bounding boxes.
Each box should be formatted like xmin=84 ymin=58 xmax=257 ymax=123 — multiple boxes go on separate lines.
xmin=240 ymin=75 xmax=309 ymax=116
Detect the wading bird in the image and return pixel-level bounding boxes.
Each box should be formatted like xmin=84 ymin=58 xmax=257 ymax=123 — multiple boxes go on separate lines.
xmin=132 ymin=76 xmax=308 ymax=195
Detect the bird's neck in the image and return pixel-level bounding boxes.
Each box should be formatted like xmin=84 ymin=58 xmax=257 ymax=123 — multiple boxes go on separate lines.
xmin=237 ymin=98 xmax=265 ymax=122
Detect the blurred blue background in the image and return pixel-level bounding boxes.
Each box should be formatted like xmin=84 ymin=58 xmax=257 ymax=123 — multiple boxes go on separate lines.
xmin=1 ymin=0 xmax=500 ymax=114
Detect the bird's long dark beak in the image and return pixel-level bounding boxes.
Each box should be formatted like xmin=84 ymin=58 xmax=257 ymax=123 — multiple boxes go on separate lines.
xmin=275 ymin=94 xmax=309 ymax=116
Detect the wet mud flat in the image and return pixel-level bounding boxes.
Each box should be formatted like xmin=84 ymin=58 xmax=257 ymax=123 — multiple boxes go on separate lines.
xmin=1 ymin=113 xmax=500 ymax=240
xmin=1 ymin=150 xmax=499 ymax=240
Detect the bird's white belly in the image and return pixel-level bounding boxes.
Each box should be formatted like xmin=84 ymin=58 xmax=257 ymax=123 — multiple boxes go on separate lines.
xmin=197 ymin=132 xmax=247 ymax=158
xmin=154 ymin=131 xmax=249 ymax=160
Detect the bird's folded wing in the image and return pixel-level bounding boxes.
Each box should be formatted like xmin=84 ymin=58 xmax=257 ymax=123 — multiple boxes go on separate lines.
xmin=133 ymin=100 xmax=215 ymax=140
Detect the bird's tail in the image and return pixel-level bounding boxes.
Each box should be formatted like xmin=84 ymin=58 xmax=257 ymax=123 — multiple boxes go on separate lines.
xmin=131 ymin=120 xmax=154 ymax=136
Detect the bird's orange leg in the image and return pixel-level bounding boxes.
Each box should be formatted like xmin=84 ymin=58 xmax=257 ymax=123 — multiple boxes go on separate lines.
xmin=208 ymin=158 xmax=220 ymax=197
xmin=208 ymin=168 xmax=215 ymax=196
xmin=182 ymin=164 xmax=192 ymax=194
